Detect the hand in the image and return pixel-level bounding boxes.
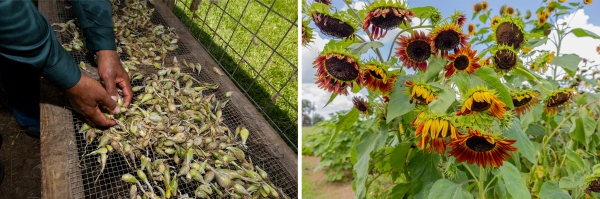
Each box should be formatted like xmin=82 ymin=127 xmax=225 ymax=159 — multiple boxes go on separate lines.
xmin=65 ymin=75 xmax=120 ymax=127
xmin=96 ymin=50 xmax=133 ymax=107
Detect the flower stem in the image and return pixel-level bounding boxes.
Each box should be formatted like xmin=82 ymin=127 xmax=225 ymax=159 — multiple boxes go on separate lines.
xmin=479 ymin=167 xmax=486 ymax=199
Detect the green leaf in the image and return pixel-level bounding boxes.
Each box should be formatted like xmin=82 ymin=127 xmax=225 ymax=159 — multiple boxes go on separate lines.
xmin=570 ymin=28 xmax=600 ymax=39
xmin=322 ymin=37 xmax=358 ymax=52
xmin=570 ymin=109 xmax=595 ymax=148
xmin=524 ymin=37 xmax=548 ymax=48
xmin=452 ymin=72 xmax=470 ymax=95
xmin=539 ymin=181 xmax=570 ymax=199
xmin=504 ymin=119 xmax=536 ymax=164
xmin=353 ymin=129 xmax=390 ymax=199
xmin=552 ymin=54 xmax=582 ymax=76
xmin=479 ymin=12 xmax=490 ymax=24
xmin=565 ymin=148 xmax=584 ymax=171
xmin=476 ymin=27 xmax=489 ymax=35
xmin=387 ymin=76 xmax=415 ymax=123
xmin=410 ymin=6 xmax=437 ymax=19
xmin=424 ymin=57 xmax=446 ymax=81
xmin=390 ymin=183 xmax=411 ymax=199
xmin=408 ymin=152 xmax=443 ymax=197
xmin=428 ymin=83 xmax=456 ymax=114
xmin=427 ymin=178 xmax=474 ymax=199
xmin=324 ymin=93 xmax=337 ymax=107
xmin=472 ymin=67 xmax=514 ymax=108
xmin=526 ymin=124 xmax=546 ymax=137
xmin=328 ymin=109 xmax=359 ymax=146
xmin=390 ymin=142 xmax=412 ymax=174
xmin=347 ymin=41 xmax=384 ymax=55
xmin=499 ymin=162 xmax=531 ymax=199
xmin=559 ymin=171 xmax=584 ymax=190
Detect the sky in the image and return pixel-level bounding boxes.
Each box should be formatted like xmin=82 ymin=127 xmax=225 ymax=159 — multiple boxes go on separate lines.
xmin=301 ymin=0 xmax=600 ymax=119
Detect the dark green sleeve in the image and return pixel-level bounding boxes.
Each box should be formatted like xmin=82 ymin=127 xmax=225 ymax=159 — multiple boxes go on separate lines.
xmin=0 ymin=1 xmax=81 ymax=90
xmin=71 ymin=0 xmax=116 ymax=51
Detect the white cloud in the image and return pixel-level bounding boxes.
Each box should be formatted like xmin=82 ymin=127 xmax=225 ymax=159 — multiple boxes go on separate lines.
xmin=537 ymin=9 xmax=600 ymax=77
xmin=302 ymin=84 xmax=368 ymax=119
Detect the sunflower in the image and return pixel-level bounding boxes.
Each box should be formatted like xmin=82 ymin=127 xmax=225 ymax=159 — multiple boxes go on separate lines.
xmin=313 ymin=48 xmax=363 ymax=95
xmin=395 ymin=30 xmax=433 ymax=71
xmin=481 ymin=1 xmax=489 ymax=10
xmin=492 ymin=15 xmax=526 ymax=49
xmin=544 ymin=88 xmax=575 ymax=115
xmin=413 ymin=114 xmax=460 ymax=154
xmin=452 ymin=11 xmax=467 ymax=27
xmin=473 ymin=3 xmax=483 ymax=13
xmin=457 ymin=85 xmax=507 ymax=119
xmin=314 ymin=0 xmax=331 ymax=5
xmin=302 ymin=19 xmax=313 ymax=46
xmin=310 ymin=3 xmax=357 ymax=39
xmin=491 ymin=16 xmax=501 ymax=27
xmin=362 ymin=0 xmax=415 ymax=40
xmin=445 ymin=44 xmax=481 ymax=77
xmin=467 ymin=24 xmax=475 ymax=36
xmin=492 ymin=45 xmax=520 ymax=72
xmin=362 ymin=59 xmax=397 ymax=93
xmin=429 ymin=23 xmax=469 ymax=59
xmin=352 ymin=97 xmax=369 ymax=115
xmin=405 ymin=80 xmax=437 ymax=105
xmin=559 ymin=0 xmax=566 ymax=2
xmin=529 ymin=51 xmax=554 ymax=73
xmin=506 ymin=6 xmax=515 ymax=15
xmin=547 ymin=0 xmax=556 ymax=13
xmin=499 ymin=5 xmax=506 ymax=15
xmin=584 ymin=0 xmax=592 ymax=5
xmin=511 ymin=90 xmax=540 ymax=116
xmin=448 ymin=129 xmax=517 ymax=168
xmin=537 ymin=11 xmax=549 ymax=26
xmin=525 ymin=10 xmax=532 ymax=19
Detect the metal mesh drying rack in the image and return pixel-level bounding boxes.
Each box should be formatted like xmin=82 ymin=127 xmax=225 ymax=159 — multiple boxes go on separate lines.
xmin=38 ymin=0 xmax=297 ymax=198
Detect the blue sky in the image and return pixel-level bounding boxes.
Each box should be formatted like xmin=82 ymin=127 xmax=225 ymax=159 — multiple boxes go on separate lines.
xmin=302 ymin=0 xmax=600 ymax=119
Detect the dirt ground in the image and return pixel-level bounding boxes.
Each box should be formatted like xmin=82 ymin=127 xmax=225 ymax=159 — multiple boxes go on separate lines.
xmin=303 ymin=156 xmax=354 ymax=199
xmin=0 ymin=107 xmax=42 ymax=199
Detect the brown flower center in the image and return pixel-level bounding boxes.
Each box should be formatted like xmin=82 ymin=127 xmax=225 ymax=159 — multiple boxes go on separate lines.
xmin=512 ymin=96 xmax=532 ymax=107
xmin=586 ymin=178 xmax=600 ymax=193
xmin=546 ymin=92 xmax=571 ymax=107
xmin=454 ymin=55 xmax=470 ymax=70
xmin=496 ymin=22 xmax=524 ymax=49
xmin=434 ymin=30 xmax=460 ymax=51
xmin=494 ymin=49 xmax=517 ymax=70
xmin=356 ymin=103 xmax=368 ymax=112
xmin=406 ymin=40 xmax=431 ymax=62
xmin=471 ymin=100 xmax=492 ymax=112
xmin=466 ymin=136 xmax=496 ymax=152
xmin=369 ymin=69 xmax=384 ymax=79
xmin=325 ymin=56 xmax=359 ymax=81
xmin=313 ymin=14 xmax=355 ymax=39
xmin=370 ymin=8 xmax=404 ymax=30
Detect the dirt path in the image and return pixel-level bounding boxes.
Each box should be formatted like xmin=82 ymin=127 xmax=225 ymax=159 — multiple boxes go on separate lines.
xmin=0 ymin=107 xmax=41 ymax=199
xmin=303 ymin=156 xmax=354 ymax=199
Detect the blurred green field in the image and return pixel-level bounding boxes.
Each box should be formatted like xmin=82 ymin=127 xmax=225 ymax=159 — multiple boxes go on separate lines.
xmin=172 ymin=0 xmax=298 ymax=149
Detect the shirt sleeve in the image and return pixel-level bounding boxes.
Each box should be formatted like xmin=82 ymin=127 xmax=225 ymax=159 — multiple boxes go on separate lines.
xmin=71 ymin=0 xmax=116 ymax=51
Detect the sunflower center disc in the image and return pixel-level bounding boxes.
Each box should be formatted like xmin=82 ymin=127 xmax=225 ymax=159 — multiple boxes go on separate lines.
xmin=512 ymin=97 xmax=532 ymax=107
xmin=370 ymin=9 xmax=403 ymax=30
xmin=546 ymin=92 xmax=570 ymax=107
xmin=494 ymin=49 xmax=517 ymax=70
xmin=325 ymin=57 xmax=359 ymax=81
xmin=454 ymin=55 xmax=470 ymax=70
xmin=471 ymin=100 xmax=492 ymax=112
xmin=357 ymin=103 xmax=368 ymax=112
xmin=369 ymin=69 xmax=384 ymax=79
xmin=435 ymin=30 xmax=460 ymax=50
xmin=406 ymin=40 xmax=431 ymax=62
xmin=588 ymin=178 xmax=600 ymax=193
xmin=496 ymin=22 xmax=524 ymax=49
xmin=313 ymin=14 xmax=355 ymax=38
xmin=465 ymin=136 xmax=496 ymax=152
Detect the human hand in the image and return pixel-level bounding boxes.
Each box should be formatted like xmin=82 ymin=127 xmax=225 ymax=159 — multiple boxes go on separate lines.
xmin=96 ymin=50 xmax=132 ymax=107
xmin=65 ymin=75 xmax=120 ymax=127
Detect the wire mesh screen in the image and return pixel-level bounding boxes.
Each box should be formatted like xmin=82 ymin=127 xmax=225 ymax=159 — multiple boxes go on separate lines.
xmin=170 ymin=0 xmax=298 ymax=151
xmin=46 ymin=1 xmax=297 ymax=198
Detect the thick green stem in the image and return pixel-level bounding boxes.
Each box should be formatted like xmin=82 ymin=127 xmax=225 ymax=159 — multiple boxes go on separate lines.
xmin=479 ymin=167 xmax=485 ymax=199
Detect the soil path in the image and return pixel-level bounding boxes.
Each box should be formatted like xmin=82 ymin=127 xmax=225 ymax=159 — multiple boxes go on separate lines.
xmin=303 ymin=156 xmax=354 ymax=199
xmin=0 ymin=107 xmax=41 ymax=199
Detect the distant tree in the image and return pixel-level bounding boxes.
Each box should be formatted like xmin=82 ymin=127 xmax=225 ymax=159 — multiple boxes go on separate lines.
xmin=312 ymin=114 xmax=325 ymax=124
xmin=302 ymin=99 xmax=317 ymax=126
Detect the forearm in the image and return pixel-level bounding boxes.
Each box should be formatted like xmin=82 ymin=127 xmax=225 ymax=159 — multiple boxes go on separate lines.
xmin=71 ymin=0 xmax=116 ymax=51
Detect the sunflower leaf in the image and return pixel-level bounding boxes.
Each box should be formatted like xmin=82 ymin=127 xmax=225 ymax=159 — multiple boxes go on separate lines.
xmin=499 ymin=162 xmax=531 ymax=199
xmin=327 ymin=108 xmax=359 ymax=147
xmin=410 ymin=6 xmax=437 ymax=19
xmin=424 ymin=57 xmax=446 ymax=81
xmin=408 ymin=152 xmax=443 ymax=198
xmin=387 ymin=75 xmax=415 ymax=123
xmin=390 ymin=183 xmax=411 ymax=199
xmin=452 ymin=72 xmax=470 ymax=95
xmin=570 ymin=28 xmax=600 ymax=39
xmin=552 ymin=54 xmax=581 ymax=76
xmin=504 ymin=118 xmax=536 ymax=164
xmin=478 ymin=12 xmax=490 ymax=24
xmin=472 ymin=67 xmax=514 ymax=109
xmin=390 ymin=142 xmax=412 ymax=178
xmin=324 ymin=93 xmax=337 ymax=107
xmin=347 ymin=41 xmax=384 ymax=55
xmin=427 ymin=178 xmax=474 ymax=199
xmin=353 ymin=127 xmax=389 ymax=199
xmin=565 ymin=148 xmax=585 ymax=172
xmin=428 ymin=83 xmax=455 ymax=114
xmin=539 ymin=181 xmax=570 ymax=199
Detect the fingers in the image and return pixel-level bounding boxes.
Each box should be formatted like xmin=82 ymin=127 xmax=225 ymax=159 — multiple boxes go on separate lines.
xmin=103 ymin=76 xmax=118 ymax=101
xmin=98 ymin=90 xmax=120 ymax=115
xmin=117 ymin=78 xmax=133 ymax=108
xmin=86 ymin=107 xmax=117 ymax=127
